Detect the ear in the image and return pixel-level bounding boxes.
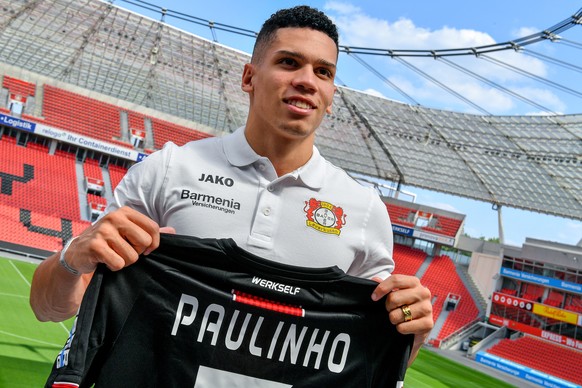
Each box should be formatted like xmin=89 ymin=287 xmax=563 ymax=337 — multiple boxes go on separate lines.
xmin=325 ymin=85 xmax=337 ymax=115
xmin=241 ymin=63 xmax=255 ymax=93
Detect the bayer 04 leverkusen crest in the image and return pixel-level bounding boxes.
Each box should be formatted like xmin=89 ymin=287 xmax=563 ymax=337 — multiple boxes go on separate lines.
xmin=303 ymin=198 xmax=346 ymax=235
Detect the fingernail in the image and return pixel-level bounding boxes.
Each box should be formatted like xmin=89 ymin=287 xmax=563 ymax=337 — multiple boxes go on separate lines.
xmin=371 ymin=293 xmax=379 ymax=301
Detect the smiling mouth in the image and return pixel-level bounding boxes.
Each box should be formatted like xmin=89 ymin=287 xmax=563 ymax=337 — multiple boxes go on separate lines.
xmin=285 ymin=99 xmax=315 ymax=110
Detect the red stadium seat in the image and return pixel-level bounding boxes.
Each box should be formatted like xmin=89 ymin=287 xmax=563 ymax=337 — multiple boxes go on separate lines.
xmin=392 ymin=244 xmax=427 ymax=276
xmin=487 ymin=336 xmax=582 ymax=385
xmin=0 ymin=138 xmax=91 ymax=252
xmin=420 ymin=254 xmax=479 ymax=339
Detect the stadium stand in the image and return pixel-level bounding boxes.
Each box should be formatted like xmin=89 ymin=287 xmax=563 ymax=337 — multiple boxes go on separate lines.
xmin=108 ymin=164 xmax=129 ymax=192
xmin=520 ymin=283 xmax=545 ymax=302
xmin=420 ymin=254 xmax=479 ymax=339
xmin=42 ymin=85 xmax=123 ymax=143
xmin=487 ymin=336 xmax=582 ymax=386
xmin=128 ymin=112 xmax=146 ymax=134
xmin=500 ymin=288 xmax=517 ymax=296
xmin=422 ymin=215 xmax=462 ymax=237
xmin=0 ymin=137 xmax=79 ymax=219
xmin=0 ymin=136 xmax=90 ymax=251
xmin=385 ymin=203 xmax=415 ymax=226
xmin=392 ymin=244 xmax=427 ymax=276
xmin=2 ymin=76 xmax=36 ymax=101
xmin=544 ymin=290 xmax=564 ymax=308
xmin=565 ymin=295 xmax=582 ymax=313
xmin=0 ymin=3 xmax=580 ymax=387
xmin=41 ymin=84 xmax=211 ymax=150
xmin=86 ymin=193 xmax=107 ymax=206
xmin=83 ymin=158 xmax=104 ymax=183
xmin=150 ymin=115 xmax=212 ymax=148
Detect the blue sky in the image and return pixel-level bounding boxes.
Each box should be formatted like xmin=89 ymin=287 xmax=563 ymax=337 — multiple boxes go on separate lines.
xmin=116 ymin=0 xmax=582 ymax=247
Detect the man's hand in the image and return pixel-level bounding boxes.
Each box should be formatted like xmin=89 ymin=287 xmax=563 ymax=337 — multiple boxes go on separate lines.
xmin=372 ymin=274 xmax=434 ymax=366
xmin=30 ymin=206 xmax=175 ymax=322
xmin=63 ymin=206 xmax=175 ymax=274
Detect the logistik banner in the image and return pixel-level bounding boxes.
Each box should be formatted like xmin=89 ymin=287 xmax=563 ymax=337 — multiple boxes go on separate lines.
xmin=0 ymin=113 xmax=36 ymax=132
xmin=0 ymin=112 xmax=147 ymax=162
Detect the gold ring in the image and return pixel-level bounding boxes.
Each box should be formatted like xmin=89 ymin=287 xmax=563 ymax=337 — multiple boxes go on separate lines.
xmin=401 ymin=304 xmax=413 ymax=322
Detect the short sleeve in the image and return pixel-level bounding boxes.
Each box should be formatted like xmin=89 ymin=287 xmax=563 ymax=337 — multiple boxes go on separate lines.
xmin=106 ymin=142 xmax=177 ymax=223
xmin=348 ymin=188 xmax=394 ymax=280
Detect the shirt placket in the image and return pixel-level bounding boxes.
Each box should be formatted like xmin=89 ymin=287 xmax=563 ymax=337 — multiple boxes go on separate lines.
xmin=247 ymin=159 xmax=280 ymax=249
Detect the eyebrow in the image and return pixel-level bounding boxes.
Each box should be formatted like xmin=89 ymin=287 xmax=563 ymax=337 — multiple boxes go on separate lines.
xmin=275 ymin=49 xmax=337 ymax=70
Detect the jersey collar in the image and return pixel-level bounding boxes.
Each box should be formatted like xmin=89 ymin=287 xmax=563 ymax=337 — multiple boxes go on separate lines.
xmin=223 ymin=126 xmax=325 ymax=190
xmin=223 ymin=126 xmax=261 ymax=167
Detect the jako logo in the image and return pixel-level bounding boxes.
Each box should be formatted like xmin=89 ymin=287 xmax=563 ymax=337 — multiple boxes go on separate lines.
xmin=198 ymin=173 xmax=234 ymax=187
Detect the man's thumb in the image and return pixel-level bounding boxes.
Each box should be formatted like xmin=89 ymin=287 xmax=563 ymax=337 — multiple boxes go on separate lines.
xmin=160 ymin=226 xmax=176 ymax=234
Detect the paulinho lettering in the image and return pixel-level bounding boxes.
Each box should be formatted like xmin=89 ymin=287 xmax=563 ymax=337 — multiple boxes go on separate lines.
xmin=170 ymin=293 xmax=350 ymax=374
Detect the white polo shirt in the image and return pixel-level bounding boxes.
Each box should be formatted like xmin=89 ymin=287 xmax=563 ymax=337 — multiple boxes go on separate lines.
xmin=110 ymin=127 xmax=394 ymax=279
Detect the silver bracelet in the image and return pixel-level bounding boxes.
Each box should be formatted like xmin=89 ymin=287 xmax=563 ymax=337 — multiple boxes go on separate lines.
xmin=59 ymin=237 xmax=80 ymax=276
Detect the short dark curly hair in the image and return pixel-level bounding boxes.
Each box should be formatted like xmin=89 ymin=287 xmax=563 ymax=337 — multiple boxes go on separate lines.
xmin=251 ymin=5 xmax=339 ymax=63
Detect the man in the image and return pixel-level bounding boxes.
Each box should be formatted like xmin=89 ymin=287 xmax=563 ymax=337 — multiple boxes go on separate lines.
xmin=30 ymin=5 xmax=433 ymax=366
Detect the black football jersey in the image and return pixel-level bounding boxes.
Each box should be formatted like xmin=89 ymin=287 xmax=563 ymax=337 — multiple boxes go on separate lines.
xmin=46 ymin=234 xmax=412 ymax=388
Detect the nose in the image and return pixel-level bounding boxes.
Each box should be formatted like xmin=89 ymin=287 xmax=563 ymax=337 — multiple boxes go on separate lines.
xmin=291 ymin=65 xmax=317 ymax=92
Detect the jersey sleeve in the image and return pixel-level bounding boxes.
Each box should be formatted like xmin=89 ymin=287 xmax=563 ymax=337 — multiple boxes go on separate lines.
xmin=106 ymin=141 xmax=177 ymax=223
xmin=348 ymin=188 xmax=394 ymax=280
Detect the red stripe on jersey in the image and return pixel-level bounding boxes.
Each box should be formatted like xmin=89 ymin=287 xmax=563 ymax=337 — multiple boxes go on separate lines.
xmin=232 ymin=290 xmax=305 ymax=317
xmin=52 ymin=383 xmax=80 ymax=388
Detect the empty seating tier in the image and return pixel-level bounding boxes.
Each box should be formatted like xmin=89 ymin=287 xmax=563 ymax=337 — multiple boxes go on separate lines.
xmin=393 ymin=244 xmax=427 ymax=276
xmin=42 ymin=85 xmax=123 ymax=143
xmin=487 ymin=336 xmax=582 ymax=385
xmin=151 ymin=116 xmax=212 ymax=148
xmin=420 ymin=254 xmax=479 ymax=339
xmin=0 ymin=139 xmax=90 ymax=251
xmin=2 ymin=76 xmax=36 ymax=97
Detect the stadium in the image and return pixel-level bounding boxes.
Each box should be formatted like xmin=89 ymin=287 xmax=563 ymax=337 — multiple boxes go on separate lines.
xmin=0 ymin=0 xmax=580 ymax=387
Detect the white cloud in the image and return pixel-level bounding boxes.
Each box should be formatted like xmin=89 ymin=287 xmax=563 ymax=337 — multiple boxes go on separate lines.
xmin=510 ymin=86 xmax=566 ymax=113
xmin=324 ymin=1 xmax=361 ymax=16
xmin=361 ymin=88 xmax=386 ymax=98
xmin=324 ymin=2 xmax=561 ymax=115
xmin=326 ymin=2 xmax=494 ymax=49
xmin=512 ymin=27 xmax=539 ymax=39
xmin=387 ymin=73 xmax=517 ymax=114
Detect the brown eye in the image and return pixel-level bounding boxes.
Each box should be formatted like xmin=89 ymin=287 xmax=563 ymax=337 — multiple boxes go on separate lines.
xmin=317 ymin=68 xmax=333 ymax=78
xmin=279 ymin=58 xmax=297 ymax=67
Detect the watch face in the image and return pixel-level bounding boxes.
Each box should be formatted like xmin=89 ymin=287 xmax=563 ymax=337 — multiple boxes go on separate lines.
xmin=314 ymin=208 xmax=336 ymax=227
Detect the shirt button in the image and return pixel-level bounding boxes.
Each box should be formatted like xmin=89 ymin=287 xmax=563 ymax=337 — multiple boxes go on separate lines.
xmin=258 ymin=163 xmax=266 ymax=171
xmin=267 ymin=185 xmax=274 ymax=192
xmin=263 ymin=207 xmax=271 ymax=216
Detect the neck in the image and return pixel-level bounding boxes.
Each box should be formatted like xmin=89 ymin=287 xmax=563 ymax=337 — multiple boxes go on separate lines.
xmin=244 ymin=127 xmax=314 ymax=177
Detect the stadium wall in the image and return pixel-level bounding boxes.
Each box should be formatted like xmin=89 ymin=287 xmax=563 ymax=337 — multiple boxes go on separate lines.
xmin=0 ymin=64 xmax=222 ymax=138
xmin=468 ymin=252 xmax=502 ymax=302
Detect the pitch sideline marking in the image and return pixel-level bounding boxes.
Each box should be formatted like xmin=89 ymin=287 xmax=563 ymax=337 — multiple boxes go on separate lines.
xmin=0 ymin=329 xmax=62 ymax=347
xmin=0 ymin=292 xmax=28 ymax=298
xmin=8 ymin=260 xmax=70 ymax=334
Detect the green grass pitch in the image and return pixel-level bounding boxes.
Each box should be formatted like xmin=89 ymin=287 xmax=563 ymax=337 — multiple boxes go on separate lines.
xmin=0 ymin=256 xmax=516 ymax=387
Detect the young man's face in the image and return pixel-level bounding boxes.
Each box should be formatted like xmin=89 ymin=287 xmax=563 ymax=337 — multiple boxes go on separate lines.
xmin=242 ymin=27 xmax=337 ymax=142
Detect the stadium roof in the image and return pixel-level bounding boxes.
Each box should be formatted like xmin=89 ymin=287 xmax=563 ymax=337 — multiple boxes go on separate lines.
xmin=1 ymin=0 xmax=581 ymax=220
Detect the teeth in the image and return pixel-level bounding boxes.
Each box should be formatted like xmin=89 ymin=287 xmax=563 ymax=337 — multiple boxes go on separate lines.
xmin=289 ymin=100 xmax=312 ymax=109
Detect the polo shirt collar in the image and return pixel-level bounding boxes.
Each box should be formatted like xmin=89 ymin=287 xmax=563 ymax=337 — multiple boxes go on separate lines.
xmin=295 ymin=146 xmax=325 ymax=190
xmin=223 ymin=126 xmax=261 ymax=167
xmin=223 ymin=126 xmax=325 ymax=190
